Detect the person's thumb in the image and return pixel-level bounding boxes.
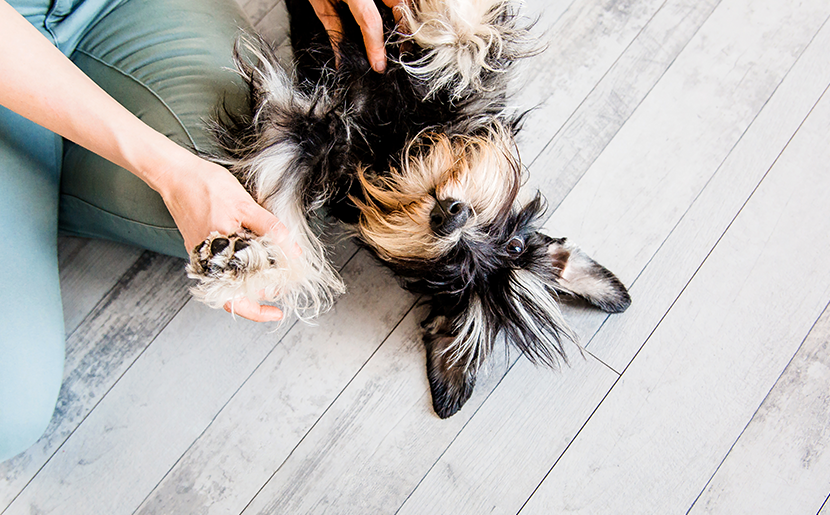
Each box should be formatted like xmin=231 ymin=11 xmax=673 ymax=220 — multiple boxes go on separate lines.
xmin=244 ymin=204 xmax=301 ymax=258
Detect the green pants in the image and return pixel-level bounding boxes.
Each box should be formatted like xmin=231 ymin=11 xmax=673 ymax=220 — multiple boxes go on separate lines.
xmin=0 ymin=0 xmax=256 ymax=461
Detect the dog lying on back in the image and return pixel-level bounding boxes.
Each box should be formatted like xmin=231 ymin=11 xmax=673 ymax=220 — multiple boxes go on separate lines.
xmin=187 ymin=0 xmax=631 ymax=418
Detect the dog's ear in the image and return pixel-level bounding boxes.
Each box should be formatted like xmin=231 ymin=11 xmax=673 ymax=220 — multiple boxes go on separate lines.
xmin=547 ymin=236 xmax=631 ymax=313
xmin=421 ymin=311 xmax=487 ymax=419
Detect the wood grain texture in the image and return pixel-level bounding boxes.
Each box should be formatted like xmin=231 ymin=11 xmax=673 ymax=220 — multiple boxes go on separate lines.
xmin=238 ymin=308 xmax=519 ymax=515
xmin=512 ymin=0 xmax=667 ymax=155
xmin=587 ymin=9 xmax=830 ymax=373
xmin=0 ymin=252 xmax=191 ymax=512
xmin=523 ymin=0 xmax=720 ymax=209
xmin=687 ymin=303 xmax=830 ymax=514
xmin=57 ymin=236 xmax=143 ymax=335
xmin=88 ymin=251 xmax=415 ymax=515
xmin=541 ymin=0 xmax=830 ymax=289
xmin=519 ymin=64 xmax=830 ymax=515
xmin=395 ymin=351 xmax=618 ymax=515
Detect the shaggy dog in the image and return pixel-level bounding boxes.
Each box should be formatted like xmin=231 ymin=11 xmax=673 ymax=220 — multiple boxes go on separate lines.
xmin=187 ymin=0 xmax=631 ymax=418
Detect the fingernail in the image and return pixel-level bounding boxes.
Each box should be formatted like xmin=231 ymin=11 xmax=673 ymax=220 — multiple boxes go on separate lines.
xmin=373 ymin=59 xmax=386 ymax=73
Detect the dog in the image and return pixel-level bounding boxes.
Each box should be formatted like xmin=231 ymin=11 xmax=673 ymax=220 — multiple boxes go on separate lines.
xmin=187 ymin=0 xmax=631 ymax=418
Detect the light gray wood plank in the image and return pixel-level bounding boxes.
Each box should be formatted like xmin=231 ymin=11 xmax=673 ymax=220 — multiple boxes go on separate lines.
xmin=58 ymin=236 xmax=143 ymax=335
xmin=522 ymin=0 xmax=720 ymax=209
xmin=541 ymin=0 xmax=830 ymax=290
xmin=227 ymin=309 xmax=513 ymax=514
xmin=588 ymin=9 xmax=830 ymax=372
xmin=393 ymin=349 xmax=617 ymax=515
xmin=235 ymin=309 xmax=594 ymax=515
xmin=394 ymin=0 xmax=830 ymax=513
xmin=511 ymin=0 xmax=680 ymax=165
xmin=519 ymin=65 xmax=830 ymax=515
xmin=687 ymin=303 xmax=830 ymax=514
xmin=4 ymin=251 xmax=412 ymax=515
xmin=0 ymin=252 xmax=191 ymax=511
xmin=134 ymin=252 xmax=413 ymax=515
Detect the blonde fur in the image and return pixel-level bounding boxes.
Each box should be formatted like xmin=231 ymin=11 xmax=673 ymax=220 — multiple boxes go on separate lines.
xmin=354 ymin=123 xmax=521 ymax=262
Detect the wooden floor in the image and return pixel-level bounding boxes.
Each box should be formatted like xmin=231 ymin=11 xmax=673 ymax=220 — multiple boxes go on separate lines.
xmin=4 ymin=0 xmax=830 ymax=513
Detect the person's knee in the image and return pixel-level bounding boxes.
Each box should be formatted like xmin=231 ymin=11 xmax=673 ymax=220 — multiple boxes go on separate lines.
xmin=0 ymin=328 xmax=64 ymax=463
xmin=0 ymin=392 xmax=58 ymax=462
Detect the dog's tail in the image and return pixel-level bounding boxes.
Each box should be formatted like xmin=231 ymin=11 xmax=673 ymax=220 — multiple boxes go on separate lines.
xmin=395 ymin=0 xmax=540 ymax=100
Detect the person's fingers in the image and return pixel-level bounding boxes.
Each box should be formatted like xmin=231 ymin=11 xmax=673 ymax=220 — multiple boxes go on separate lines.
xmin=382 ymin=0 xmax=407 ymax=27
xmin=309 ymin=0 xmax=344 ymax=66
xmin=346 ymin=0 xmax=387 ymax=72
xmin=243 ymin=203 xmax=302 ymax=258
xmin=224 ymin=296 xmax=284 ymax=322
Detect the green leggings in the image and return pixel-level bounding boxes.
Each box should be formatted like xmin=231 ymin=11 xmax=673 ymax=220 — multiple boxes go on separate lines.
xmin=0 ymin=0 xmax=257 ymax=461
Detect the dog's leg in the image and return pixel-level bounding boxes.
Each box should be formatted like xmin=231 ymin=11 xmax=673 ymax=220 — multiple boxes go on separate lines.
xmin=185 ymin=155 xmax=346 ymax=320
xmin=186 ymin=36 xmax=347 ymax=320
xmin=546 ymin=236 xmax=631 ymax=313
xmin=396 ymin=0 xmax=538 ymax=100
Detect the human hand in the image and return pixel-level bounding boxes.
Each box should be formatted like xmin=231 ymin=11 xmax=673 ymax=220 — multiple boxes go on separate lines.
xmin=308 ymin=0 xmax=407 ymax=72
xmin=0 ymin=1 xmax=296 ymax=323
xmin=158 ymin=149 xmax=300 ymax=322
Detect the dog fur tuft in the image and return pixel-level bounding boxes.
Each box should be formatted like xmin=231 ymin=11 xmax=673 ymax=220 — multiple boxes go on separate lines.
xmin=396 ymin=0 xmax=540 ymax=100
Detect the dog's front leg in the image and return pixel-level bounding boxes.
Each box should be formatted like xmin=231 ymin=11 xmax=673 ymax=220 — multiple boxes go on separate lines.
xmin=186 ymin=195 xmax=346 ymax=321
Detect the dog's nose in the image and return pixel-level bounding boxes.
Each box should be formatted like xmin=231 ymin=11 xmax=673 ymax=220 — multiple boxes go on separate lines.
xmin=430 ymin=198 xmax=470 ymax=236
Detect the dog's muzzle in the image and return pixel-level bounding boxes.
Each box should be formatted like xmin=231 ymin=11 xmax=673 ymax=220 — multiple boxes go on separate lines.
xmin=430 ymin=197 xmax=470 ymax=236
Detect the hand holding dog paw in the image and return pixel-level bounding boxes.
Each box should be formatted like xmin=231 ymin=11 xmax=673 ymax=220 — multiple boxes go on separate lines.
xmin=156 ymin=151 xmax=300 ymax=322
xmin=156 ymin=151 xmax=299 ymax=258
xmin=308 ymin=0 xmax=407 ymax=73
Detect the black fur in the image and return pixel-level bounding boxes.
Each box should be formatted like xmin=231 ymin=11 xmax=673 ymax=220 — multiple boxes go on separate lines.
xmin=204 ymin=0 xmax=631 ymax=418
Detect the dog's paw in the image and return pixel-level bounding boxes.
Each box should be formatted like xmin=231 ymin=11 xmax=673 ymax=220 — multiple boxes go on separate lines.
xmin=186 ymin=230 xmax=288 ymax=310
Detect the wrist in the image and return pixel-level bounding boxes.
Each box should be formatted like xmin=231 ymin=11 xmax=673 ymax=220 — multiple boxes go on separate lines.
xmin=123 ymin=128 xmax=200 ymax=199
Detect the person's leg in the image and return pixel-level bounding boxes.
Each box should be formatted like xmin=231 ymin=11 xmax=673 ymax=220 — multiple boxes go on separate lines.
xmin=1 ymin=0 xmax=262 ymax=461
xmin=0 ymin=0 xmax=124 ymax=464
xmin=59 ymin=0 xmax=259 ymax=259
xmin=0 ymin=108 xmax=66 ymax=462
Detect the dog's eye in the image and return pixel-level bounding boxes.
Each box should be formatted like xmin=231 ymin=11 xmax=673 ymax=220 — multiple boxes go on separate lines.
xmin=506 ymin=236 xmax=525 ymax=255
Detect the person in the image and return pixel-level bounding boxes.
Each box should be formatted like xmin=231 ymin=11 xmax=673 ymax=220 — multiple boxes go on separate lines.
xmin=0 ymin=0 xmax=401 ymax=463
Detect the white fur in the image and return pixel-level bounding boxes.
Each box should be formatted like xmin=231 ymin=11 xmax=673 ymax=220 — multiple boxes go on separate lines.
xmin=397 ymin=0 xmax=531 ymax=99
xmin=189 ymin=51 xmax=345 ymax=321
